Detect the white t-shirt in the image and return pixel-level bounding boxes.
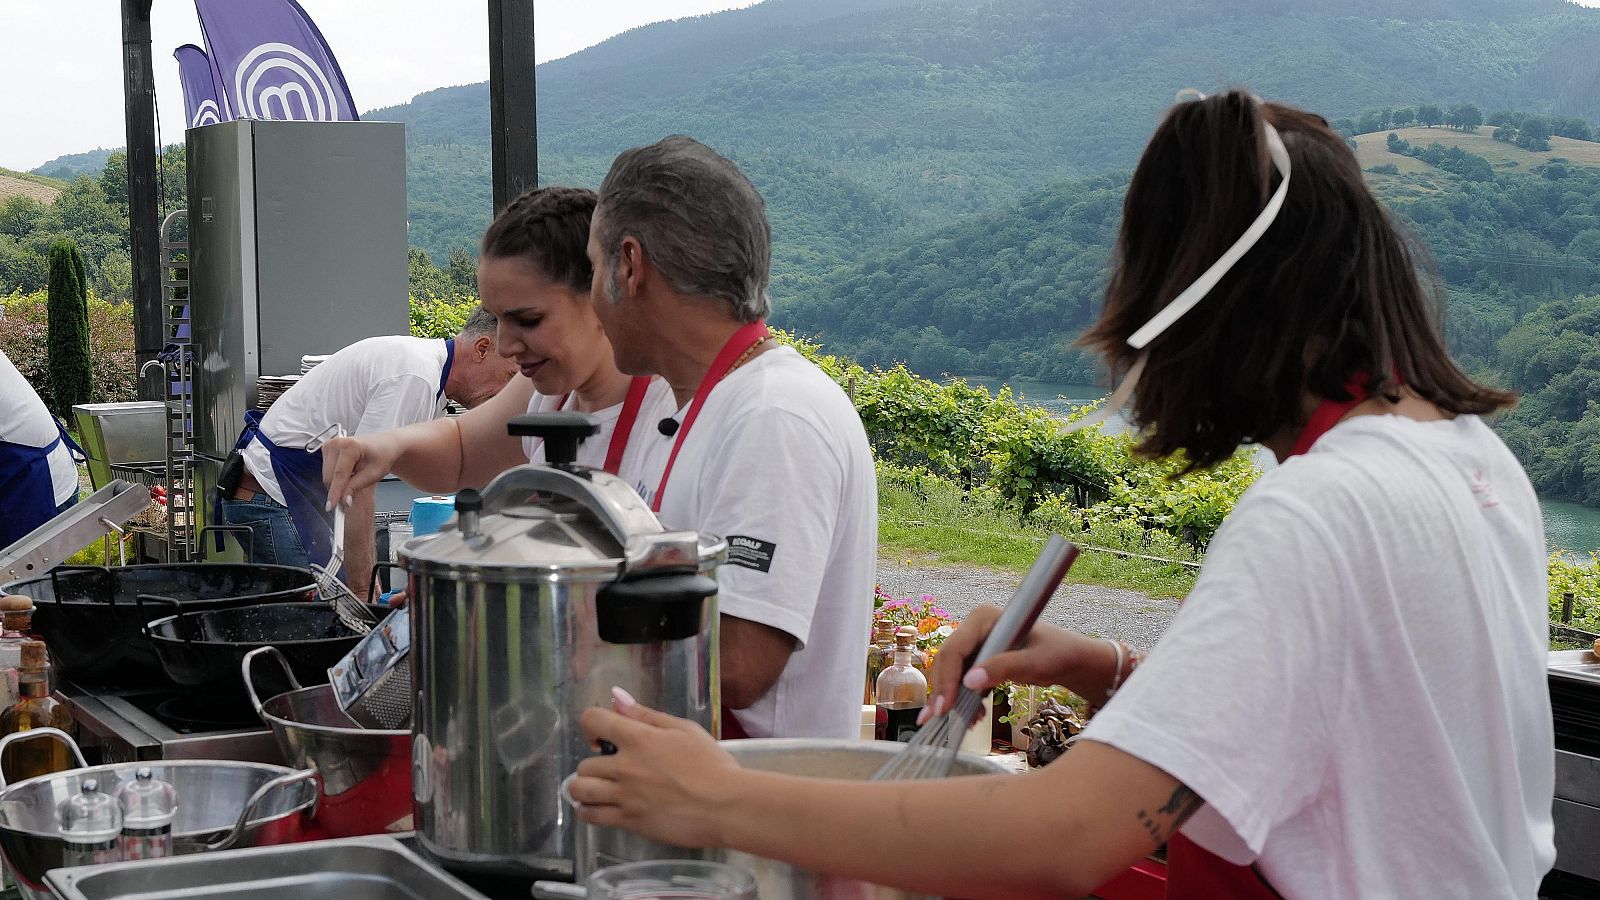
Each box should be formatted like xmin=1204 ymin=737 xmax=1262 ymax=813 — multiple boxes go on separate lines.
xmin=1083 ymin=414 xmax=1555 ymax=898
xmin=630 ymin=345 xmax=877 ymax=739
xmin=244 ymin=336 xmax=450 ymax=505
xmin=522 ymin=377 xmax=676 ymax=485
xmin=0 ymin=349 xmax=79 ymax=505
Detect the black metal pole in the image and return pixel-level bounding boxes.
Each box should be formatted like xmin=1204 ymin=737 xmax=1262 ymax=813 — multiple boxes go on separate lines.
xmin=122 ymin=0 xmax=163 ymax=400
xmin=488 ymin=0 xmax=538 ymax=214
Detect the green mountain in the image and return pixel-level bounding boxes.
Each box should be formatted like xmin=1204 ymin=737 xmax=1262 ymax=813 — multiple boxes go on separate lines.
xmin=15 ymin=0 xmax=1600 ymax=503
xmin=365 ymin=0 xmax=1600 ymax=284
xmin=30 ymin=148 xmax=116 ymax=181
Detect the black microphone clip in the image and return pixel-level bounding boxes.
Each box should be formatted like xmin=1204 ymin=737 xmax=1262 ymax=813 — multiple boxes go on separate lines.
xmin=657 ymin=418 xmax=680 ymax=437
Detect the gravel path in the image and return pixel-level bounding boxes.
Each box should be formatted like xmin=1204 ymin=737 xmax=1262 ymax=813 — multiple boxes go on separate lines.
xmin=875 ymin=555 xmax=1179 ymax=652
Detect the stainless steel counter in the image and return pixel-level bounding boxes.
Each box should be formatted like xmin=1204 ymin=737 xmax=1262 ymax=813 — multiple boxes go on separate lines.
xmin=56 ymin=681 xmax=281 ymax=766
xmin=46 ymin=835 xmax=488 ymax=899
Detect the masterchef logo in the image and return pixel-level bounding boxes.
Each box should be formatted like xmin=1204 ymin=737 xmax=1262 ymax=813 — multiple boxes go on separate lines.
xmin=726 ymin=535 xmax=777 ymax=573
xmin=233 ymin=42 xmax=342 ymax=121
xmin=191 ymin=100 xmax=223 ymax=127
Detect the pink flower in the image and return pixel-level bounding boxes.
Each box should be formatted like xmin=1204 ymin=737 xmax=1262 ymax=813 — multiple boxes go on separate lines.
xmin=931 ymin=606 xmax=950 ymax=619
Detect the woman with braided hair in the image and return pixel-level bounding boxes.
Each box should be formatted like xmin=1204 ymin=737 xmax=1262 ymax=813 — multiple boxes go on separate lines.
xmin=321 ymin=186 xmax=673 ymax=528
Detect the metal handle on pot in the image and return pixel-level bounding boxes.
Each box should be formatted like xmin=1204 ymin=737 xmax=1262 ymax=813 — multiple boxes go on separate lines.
xmin=205 ymin=767 xmax=321 ymax=851
xmin=47 ymin=565 xmax=111 ymax=608
xmin=242 ymin=645 xmax=303 ymax=720
xmin=135 ymin=593 xmax=186 ymax=642
xmin=0 ymin=727 xmax=88 ymax=788
xmin=367 ymin=562 xmax=406 ymax=604
xmin=531 ymin=882 xmax=587 ymax=899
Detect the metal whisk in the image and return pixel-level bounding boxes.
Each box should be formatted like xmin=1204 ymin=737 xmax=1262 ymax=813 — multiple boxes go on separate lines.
xmin=870 ymin=536 xmax=1080 ymax=782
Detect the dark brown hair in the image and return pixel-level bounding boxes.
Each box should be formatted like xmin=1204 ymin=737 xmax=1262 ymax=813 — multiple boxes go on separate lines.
xmin=479 ymin=186 xmax=598 ymax=294
xmin=1082 ymin=90 xmax=1513 ymax=470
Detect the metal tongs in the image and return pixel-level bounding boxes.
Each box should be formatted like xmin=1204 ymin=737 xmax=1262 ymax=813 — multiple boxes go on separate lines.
xmin=306 ymin=424 xmax=378 ymax=634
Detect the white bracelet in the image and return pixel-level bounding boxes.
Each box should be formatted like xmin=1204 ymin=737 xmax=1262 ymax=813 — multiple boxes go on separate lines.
xmin=1104 ymin=637 xmax=1128 ymax=698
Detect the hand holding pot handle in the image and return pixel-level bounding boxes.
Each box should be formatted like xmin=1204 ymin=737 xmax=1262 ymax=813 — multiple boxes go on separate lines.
xmin=567 ymin=690 xmax=740 ymax=849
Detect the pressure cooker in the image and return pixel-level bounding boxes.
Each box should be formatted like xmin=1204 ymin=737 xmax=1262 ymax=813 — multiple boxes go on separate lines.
xmin=399 ymin=413 xmax=725 ymax=880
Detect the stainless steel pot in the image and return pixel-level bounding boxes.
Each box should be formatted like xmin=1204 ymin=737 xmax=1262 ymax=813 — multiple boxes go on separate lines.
xmin=243 ymin=646 xmax=414 ymax=837
xmin=576 ymin=739 xmax=1010 ymax=900
xmin=0 ymin=729 xmax=319 ymax=900
xmin=401 ymin=413 xmax=727 ymax=881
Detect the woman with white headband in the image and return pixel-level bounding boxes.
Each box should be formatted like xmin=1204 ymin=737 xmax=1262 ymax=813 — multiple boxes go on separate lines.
xmin=568 ymin=91 xmax=1554 ymax=898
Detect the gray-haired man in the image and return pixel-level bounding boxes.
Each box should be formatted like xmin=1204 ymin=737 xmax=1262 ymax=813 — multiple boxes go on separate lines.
xmin=587 ymin=136 xmax=877 ymax=739
xmin=217 ymin=307 xmax=515 ymax=595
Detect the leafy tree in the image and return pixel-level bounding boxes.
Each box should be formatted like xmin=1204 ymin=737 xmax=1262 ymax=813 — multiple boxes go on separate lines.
xmin=1550 ymin=117 xmax=1594 ymax=141
xmin=447 ymin=246 xmax=478 ymax=292
xmin=1516 ymin=117 xmax=1552 ymax=151
xmin=1446 ymin=103 xmax=1483 ymax=132
xmin=1390 ymin=107 xmax=1415 ymax=127
xmin=0 ymin=196 xmax=46 ymax=240
xmin=46 ymin=239 xmax=92 ymax=416
xmin=1416 ymin=104 xmax=1444 ymax=127
xmin=408 ymin=247 xmax=461 ymax=299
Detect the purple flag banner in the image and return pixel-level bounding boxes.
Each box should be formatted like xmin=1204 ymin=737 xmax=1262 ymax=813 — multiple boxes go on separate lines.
xmin=194 ymin=0 xmax=358 ymax=122
xmin=174 ymin=44 xmax=228 ymax=127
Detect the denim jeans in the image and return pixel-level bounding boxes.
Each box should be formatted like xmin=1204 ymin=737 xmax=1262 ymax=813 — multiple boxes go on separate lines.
xmin=216 ymin=493 xmax=310 ymax=569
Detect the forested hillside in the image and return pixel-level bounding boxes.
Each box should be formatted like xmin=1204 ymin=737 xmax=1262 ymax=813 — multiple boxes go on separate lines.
xmin=354 ymin=0 xmax=1600 ymax=280
xmin=13 ymin=0 xmax=1600 ymax=502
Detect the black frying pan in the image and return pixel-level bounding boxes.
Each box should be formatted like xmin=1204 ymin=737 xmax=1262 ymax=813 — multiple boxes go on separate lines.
xmin=144 ymin=602 xmax=365 ymax=701
xmin=2 ymin=563 xmax=319 ymax=684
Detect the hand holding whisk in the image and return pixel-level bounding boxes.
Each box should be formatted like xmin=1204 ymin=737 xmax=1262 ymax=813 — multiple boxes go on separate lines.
xmin=869 ymin=536 xmax=1079 ymax=782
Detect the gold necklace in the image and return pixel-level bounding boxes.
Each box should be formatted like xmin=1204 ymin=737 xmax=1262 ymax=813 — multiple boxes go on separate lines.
xmin=725 ymin=336 xmax=771 ymax=377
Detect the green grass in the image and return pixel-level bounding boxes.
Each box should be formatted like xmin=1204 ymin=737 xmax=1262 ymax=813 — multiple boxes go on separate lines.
xmin=0 ymin=167 xmax=64 ymax=204
xmin=877 ymin=476 xmax=1199 ymax=600
xmin=1352 ymin=127 xmax=1600 ymax=173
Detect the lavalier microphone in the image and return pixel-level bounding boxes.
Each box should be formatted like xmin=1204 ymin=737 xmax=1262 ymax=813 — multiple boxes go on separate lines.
xmin=657 ymin=418 xmax=680 ymax=437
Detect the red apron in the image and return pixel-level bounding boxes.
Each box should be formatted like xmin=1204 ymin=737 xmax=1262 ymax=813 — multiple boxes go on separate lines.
xmin=535 ymin=376 xmax=652 ymax=474
xmin=1164 ymin=379 xmax=1371 ymax=899
xmin=645 ymin=321 xmax=771 ymax=742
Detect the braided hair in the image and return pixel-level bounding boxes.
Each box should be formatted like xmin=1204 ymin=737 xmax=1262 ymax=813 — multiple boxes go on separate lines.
xmin=479 ymin=186 xmax=598 ymax=294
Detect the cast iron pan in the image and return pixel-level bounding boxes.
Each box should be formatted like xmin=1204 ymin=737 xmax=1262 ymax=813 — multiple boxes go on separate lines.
xmin=1 ymin=564 xmax=318 ymax=684
xmin=144 ymin=602 xmax=364 ymax=701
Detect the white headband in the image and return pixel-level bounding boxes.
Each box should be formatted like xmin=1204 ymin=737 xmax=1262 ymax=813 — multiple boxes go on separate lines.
xmin=1065 ymin=91 xmax=1292 ymax=434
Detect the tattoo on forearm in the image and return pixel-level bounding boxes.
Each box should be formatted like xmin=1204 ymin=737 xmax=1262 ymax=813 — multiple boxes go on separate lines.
xmin=1135 ymin=784 xmax=1203 ymax=845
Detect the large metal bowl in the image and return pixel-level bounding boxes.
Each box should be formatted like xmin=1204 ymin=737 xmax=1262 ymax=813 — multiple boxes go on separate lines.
xmin=0 ymin=729 xmax=319 ymax=900
xmin=580 ymin=738 xmax=1010 ymax=900
xmin=244 ymin=647 xmax=414 ymax=837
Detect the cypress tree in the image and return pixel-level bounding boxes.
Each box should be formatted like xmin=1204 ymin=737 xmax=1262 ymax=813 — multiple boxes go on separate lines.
xmin=46 ymin=238 xmax=92 ymax=416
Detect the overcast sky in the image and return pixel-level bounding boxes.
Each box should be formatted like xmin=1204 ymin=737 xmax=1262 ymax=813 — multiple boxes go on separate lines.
xmin=0 ymin=0 xmax=756 ymax=171
xmin=7 ymin=0 xmax=1600 ymax=171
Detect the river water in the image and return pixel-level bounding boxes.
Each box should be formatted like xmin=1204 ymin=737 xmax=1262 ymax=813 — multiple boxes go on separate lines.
xmin=958 ymin=376 xmax=1600 ymax=555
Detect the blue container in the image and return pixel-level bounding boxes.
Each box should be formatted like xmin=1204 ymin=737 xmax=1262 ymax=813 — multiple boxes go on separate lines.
xmin=409 ymin=495 xmax=456 ymax=537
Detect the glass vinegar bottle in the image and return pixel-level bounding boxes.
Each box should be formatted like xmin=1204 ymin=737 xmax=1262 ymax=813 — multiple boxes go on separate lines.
xmin=0 ymin=640 xmax=73 ymax=782
xmin=874 ymin=629 xmax=928 ymax=743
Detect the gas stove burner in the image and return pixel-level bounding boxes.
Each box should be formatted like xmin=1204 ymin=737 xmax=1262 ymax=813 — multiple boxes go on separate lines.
xmin=152 ymin=695 xmax=259 ymax=732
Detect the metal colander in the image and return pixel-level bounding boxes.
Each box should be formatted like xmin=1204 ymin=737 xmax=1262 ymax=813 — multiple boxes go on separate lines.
xmin=328 ymin=606 xmax=412 ymax=730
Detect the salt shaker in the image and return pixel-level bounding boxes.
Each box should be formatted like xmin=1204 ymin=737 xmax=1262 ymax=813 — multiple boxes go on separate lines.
xmin=59 ymin=778 xmax=122 ymax=867
xmin=116 ymin=767 xmax=178 ymax=860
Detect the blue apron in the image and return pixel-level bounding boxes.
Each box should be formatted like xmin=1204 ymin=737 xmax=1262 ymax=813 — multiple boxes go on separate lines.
xmin=218 ymin=339 xmax=454 ymax=571
xmin=0 ymin=418 xmax=85 ymax=549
